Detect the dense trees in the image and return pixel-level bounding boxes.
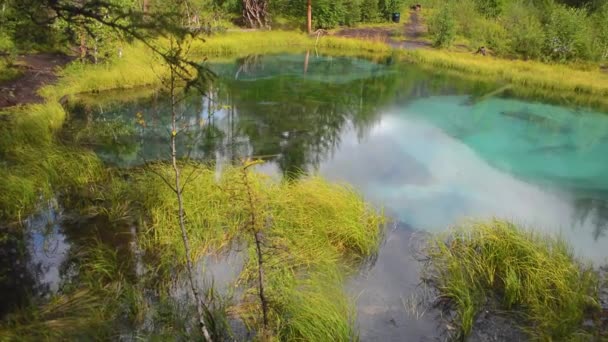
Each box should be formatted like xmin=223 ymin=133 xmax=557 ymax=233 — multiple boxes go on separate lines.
xmin=0 ymin=0 xmax=193 ymax=61
xmin=427 ymin=0 xmax=608 ymax=62
xmin=0 ymin=0 xmax=606 ymax=64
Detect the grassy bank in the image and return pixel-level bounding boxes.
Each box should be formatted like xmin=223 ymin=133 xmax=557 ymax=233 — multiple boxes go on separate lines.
xmin=48 ymin=31 xmax=392 ymax=97
xmin=423 ymin=220 xmax=600 ymax=340
xmin=400 ymin=49 xmax=608 ymax=109
xmin=14 ymin=30 xmax=608 ymax=105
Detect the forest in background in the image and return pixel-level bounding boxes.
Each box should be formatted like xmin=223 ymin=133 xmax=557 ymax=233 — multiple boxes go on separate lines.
xmin=0 ymin=0 xmax=607 ymax=65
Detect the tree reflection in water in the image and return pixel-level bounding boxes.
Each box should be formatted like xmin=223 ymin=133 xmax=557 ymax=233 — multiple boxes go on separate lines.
xmin=574 ymin=197 xmax=608 ymax=241
xmin=64 ymin=53 xmax=483 ymax=176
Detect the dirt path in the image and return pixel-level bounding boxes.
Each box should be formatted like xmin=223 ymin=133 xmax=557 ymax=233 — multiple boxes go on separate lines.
xmin=404 ymin=10 xmax=425 ymax=40
xmin=334 ymin=11 xmax=431 ymax=50
xmin=0 ymin=54 xmax=74 ymax=109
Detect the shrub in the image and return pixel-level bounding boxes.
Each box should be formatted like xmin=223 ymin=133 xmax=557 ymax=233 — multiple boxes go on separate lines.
xmin=429 ymin=3 xmax=456 ymax=48
xmin=360 ymin=0 xmax=381 ymax=22
xmin=315 ymin=0 xmax=348 ymax=29
xmin=344 ymin=0 xmax=363 ymax=26
xmin=453 ymin=0 xmax=481 ymax=38
xmin=544 ymin=5 xmax=594 ymax=61
xmin=379 ymin=0 xmax=404 ymax=20
xmin=468 ymin=18 xmax=509 ymax=55
xmin=475 ymin=0 xmax=505 ymax=18
xmin=504 ymin=3 xmax=546 ymax=59
xmin=0 ymin=32 xmax=15 ymax=53
xmin=591 ymin=2 xmax=608 ymax=61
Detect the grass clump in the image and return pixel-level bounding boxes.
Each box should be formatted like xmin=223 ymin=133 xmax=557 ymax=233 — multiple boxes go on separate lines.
xmin=0 ymin=59 xmax=21 ymax=83
xmin=423 ymin=219 xmax=599 ymax=340
xmin=0 ymin=289 xmax=112 ymax=341
xmin=0 ymin=240 xmax=135 ymax=341
xmin=121 ymin=163 xmax=383 ymax=339
xmin=0 ymin=102 xmax=104 ymax=220
xmin=253 ymin=176 xmax=383 ymax=341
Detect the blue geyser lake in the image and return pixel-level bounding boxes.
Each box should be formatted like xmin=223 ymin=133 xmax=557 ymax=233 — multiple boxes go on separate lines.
xmin=16 ymin=53 xmax=608 ymax=339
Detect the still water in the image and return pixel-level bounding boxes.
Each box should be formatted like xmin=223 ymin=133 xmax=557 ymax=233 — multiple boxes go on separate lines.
xmin=68 ymin=53 xmax=608 ymax=262
xmin=17 ymin=53 xmax=608 ymax=339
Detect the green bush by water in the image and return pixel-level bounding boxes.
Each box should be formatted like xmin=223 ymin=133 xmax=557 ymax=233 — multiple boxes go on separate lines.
xmin=423 ymin=0 xmax=608 ymax=63
xmin=423 ymin=219 xmax=599 ymax=340
xmin=428 ymin=3 xmax=456 ymax=48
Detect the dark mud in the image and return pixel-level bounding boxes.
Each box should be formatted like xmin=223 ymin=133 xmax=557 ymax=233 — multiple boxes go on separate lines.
xmin=467 ymin=304 xmax=528 ymax=342
xmin=0 ymin=53 xmax=73 ymax=109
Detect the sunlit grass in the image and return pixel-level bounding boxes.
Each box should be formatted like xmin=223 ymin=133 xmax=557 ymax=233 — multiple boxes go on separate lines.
xmin=249 ymin=175 xmax=383 ymax=340
xmin=186 ymin=31 xmax=391 ymax=59
xmin=42 ymin=45 xmax=164 ymax=99
xmin=400 ymin=49 xmax=608 ymax=109
xmin=0 ymin=103 xmax=103 ymax=219
xmin=116 ymin=164 xmax=384 ymax=339
xmin=423 ymin=219 xmax=599 ymax=340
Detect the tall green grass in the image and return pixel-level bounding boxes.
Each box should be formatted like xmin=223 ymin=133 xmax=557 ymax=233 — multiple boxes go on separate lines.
xmin=423 ymin=220 xmax=599 ymax=340
xmin=0 ymin=103 xmax=104 ymax=220
xmin=116 ymin=164 xmax=384 ymax=339
xmin=0 ymin=240 xmax=135 ymax=340
xmin=247 ymin=175 xmax=383 ymax=340
xmin=0 ymin=289 xmax=112 ymax=340
xmin=400 ymin=49 xmax=608 ymax=110
xmin=188 ymin=31 xmax=391 ymax=58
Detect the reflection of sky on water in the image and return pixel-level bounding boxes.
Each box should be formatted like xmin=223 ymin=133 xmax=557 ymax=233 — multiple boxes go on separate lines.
xmin=25 ymin=199 xmax=69 ymax=295
xmin=316 ymin=99 xmax=608 ymax=263
xmin=210 ymin=93 xmax=608 ymax=263
xmin=248 ymin=94 xmax=608 ymax=263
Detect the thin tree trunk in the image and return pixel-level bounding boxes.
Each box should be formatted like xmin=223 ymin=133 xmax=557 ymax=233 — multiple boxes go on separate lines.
xmin=242 ymin=0 xmax=268 ymax=28
xmin=307 ymin=0 xmax=312 ymax=34
xmin=93 ymin=39 xmax=98 ymax=64
xmin=79 ymin=31 xmax=87 ymax=61
xmin=241 ymin=168 xmax=269 ymax=329
xmin=169 ymin=67 xmax=214 ymax=342
xmin=304 ymin=50 xmax=310 ymax=74
xmin=184 ymin=0 xmax=192 ymax=27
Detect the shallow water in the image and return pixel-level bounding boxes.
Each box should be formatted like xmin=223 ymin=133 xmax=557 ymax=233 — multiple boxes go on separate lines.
xmin=10 ymin=53 xmax=608 ymax=340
